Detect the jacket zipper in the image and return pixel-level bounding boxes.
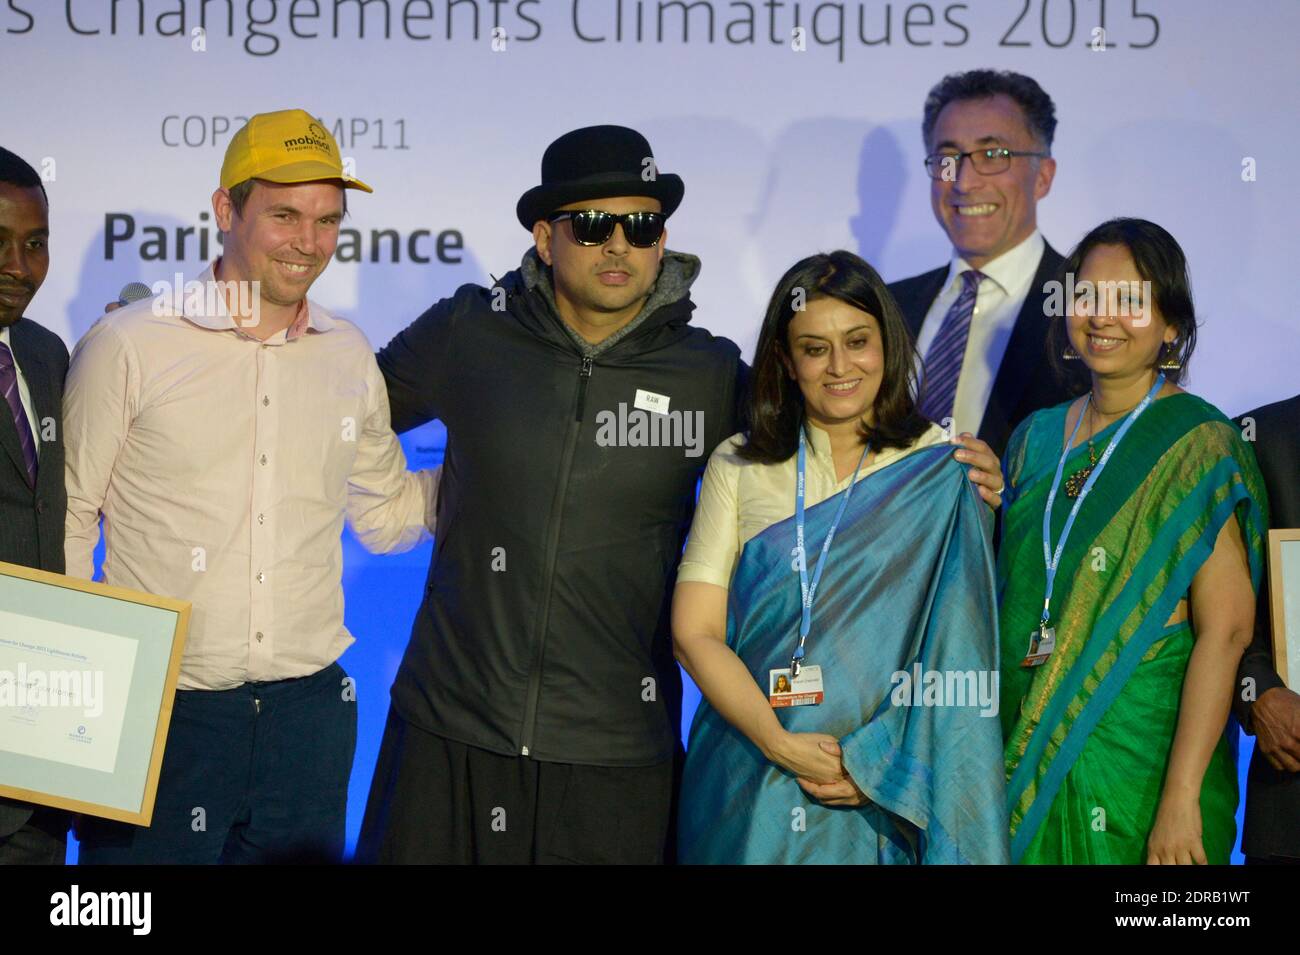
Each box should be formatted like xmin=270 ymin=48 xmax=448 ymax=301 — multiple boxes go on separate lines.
xmin=575 ymin=356 xmax=593 ymax=420
xmin=519 ymin=355 xmax=592 ymax=756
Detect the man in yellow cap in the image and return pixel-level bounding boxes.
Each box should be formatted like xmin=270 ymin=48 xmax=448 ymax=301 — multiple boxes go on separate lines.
xmin=63 ymin=109 xmax=436 ymax=864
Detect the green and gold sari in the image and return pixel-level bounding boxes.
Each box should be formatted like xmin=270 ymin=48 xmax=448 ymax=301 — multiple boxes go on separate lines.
xmin=998 ymin=392 xmax=1268 ymax=864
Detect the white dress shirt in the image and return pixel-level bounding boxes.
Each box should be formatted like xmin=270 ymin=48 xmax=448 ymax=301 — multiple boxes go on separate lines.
xmin=0 ymin=324 xmax=41 ymax=457
xmin=914 ymin=230 xmax=1045 ymax=436
xmin=64 ymin=262 xmax=439 ymax=690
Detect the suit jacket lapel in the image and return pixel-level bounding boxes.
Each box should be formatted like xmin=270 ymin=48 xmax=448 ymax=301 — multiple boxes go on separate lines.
xmin=0 ymin=341 xmax=29 ymax=487
xmin=979 ymin=244 xmax=1062 ymax=442
xmin=1261 ymin=397 xmax=1300 ymax=528
xmin=901 ymin=269 xmax=948 ymax=341
xmin=2 ymin=319 xmax=48 ymax=488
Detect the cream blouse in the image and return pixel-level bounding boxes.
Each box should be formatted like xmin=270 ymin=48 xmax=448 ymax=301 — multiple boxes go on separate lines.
xmin=677 ymin=422 xmax=950 ymax=589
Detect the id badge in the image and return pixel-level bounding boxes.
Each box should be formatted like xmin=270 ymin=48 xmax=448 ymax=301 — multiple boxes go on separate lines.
xmin=769 ymin=665 xmax=825 ymax=707
xmin=1020 ymin=626 xmax=1056 ymax=668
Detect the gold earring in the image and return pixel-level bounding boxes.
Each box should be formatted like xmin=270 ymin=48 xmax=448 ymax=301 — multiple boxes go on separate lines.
xmin=1062 ymin=343 xmax=1081 ymax=361
xmin=1158 ymin=341 xmax=1182 ymax=372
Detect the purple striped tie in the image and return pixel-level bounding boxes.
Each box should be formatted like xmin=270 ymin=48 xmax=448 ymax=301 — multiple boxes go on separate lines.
xmin=0 ymin=341 xmax=38 ymax=487
xmin=919 ymin=269 xmax=984 ymax=426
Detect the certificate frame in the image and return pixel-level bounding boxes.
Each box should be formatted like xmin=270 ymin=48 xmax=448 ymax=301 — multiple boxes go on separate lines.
xmin=1268 ymin=529 xmax=1300 ymax=692
xmin=0 ymin=560 xmax=189 ymax=826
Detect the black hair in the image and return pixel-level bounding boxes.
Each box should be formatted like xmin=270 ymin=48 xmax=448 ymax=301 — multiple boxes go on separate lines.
xmin=0 ymin=146 xmax=48 ymax=205
xmin=739 ymin=250 xmax=930 ymax=464
xmin=922 ymin=70 xmax=1057 ymax=152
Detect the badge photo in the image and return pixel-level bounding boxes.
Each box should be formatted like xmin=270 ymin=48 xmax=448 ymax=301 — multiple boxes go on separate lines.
xmin=769 ymin=665 xmax=825 ymax=708
xmin=1021 ymin=626 xmax=1056 ymax=668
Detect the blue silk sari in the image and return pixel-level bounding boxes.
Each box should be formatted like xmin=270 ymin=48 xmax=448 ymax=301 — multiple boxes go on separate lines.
xmin=678 ymin=444 xmax=1010 ymax=864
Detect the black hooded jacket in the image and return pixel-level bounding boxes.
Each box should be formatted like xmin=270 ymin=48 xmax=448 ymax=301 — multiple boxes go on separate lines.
xmin=378 ymin=250 xmax=745 ymax=765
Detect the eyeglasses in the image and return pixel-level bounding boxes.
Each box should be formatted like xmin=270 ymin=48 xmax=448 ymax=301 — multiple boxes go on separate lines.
xmin=548 ymin=210 xmax=666 ymax=248
xmin=922 ymin=147 xmax=1049 ymax=181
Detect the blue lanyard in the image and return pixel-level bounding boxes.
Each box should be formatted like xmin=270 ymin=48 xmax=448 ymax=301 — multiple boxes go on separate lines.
xmin=1040 ymin=374 xmax=1165 ymax=627
xmin=791 ymin=427 xmax=870 ymax=671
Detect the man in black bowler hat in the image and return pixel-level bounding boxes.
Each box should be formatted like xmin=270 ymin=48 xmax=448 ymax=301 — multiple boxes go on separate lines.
xmin=357 ymin=125 xmax=746 ymax=864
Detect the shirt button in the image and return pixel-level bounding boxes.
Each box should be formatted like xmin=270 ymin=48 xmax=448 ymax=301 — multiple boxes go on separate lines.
xmin=255 ymin=631 xmax=264 ymax=643
xmin=262 ymin=396 xmax=270 ymax=407
xmin=258 ymin=513 xmax=265 ymax=525
xmin=256 ymin=571 xmax=265 ymax=584
xmin=260 ymin=454 xmax=268 ymax=466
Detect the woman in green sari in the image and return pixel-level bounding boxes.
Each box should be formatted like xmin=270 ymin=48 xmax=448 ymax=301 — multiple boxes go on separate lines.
xmin=999 ymin=218 xmax=1268 ymax=864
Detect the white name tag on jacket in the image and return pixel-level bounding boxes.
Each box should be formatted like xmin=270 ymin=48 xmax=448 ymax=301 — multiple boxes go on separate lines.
xmin=634 ymin=389 xmax=670 ymax=415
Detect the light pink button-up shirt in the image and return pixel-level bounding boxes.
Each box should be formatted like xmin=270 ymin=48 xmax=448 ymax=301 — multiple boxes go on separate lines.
xmin=64 ymin=263 xmax=438 ymax=690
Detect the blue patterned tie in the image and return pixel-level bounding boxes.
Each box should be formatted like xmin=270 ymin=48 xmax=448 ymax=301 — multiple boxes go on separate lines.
xmin=0 ymin=340 xmax=38 ymax=487
xmin=919 ymin=269 xmax=984 ymax=426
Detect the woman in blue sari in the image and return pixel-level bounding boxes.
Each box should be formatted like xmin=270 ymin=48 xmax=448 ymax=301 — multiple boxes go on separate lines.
xmin=674 ymin=251 xmax=1010 ymax=864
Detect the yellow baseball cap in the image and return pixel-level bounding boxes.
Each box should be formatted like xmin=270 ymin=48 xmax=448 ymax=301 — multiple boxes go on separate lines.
xmin=220 ymin=108 xmax=373 ymax=193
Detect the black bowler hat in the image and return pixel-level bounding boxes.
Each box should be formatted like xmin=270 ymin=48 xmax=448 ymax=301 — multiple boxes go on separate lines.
xmin=516 ymin=125 xmax=685 ymax=230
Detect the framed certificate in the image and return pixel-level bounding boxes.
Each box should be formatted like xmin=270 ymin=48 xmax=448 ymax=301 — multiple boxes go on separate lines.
xmin=0 ymin=561 xmax=189 ymax=826
xmin=1268 ymin=529 xmax=1300 ymax=691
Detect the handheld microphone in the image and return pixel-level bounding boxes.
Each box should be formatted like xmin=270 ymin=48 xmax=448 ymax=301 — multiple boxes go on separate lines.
xmin=117 ymin=282 xmax=153 ymax=307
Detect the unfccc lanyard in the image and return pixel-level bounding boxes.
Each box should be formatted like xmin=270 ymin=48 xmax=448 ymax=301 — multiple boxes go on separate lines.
xmin=1039 ymin=373 xmax=1165 ymax=634
xmin=790 ymin=427 xmax=870 ymax=677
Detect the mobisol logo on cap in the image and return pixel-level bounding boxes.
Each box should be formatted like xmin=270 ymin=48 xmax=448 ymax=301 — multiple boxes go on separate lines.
xmin=282 ymin=122 xmax=333 ymax=156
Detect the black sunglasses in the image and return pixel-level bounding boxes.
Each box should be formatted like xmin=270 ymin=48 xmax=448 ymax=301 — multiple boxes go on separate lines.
xmin=548 ymin=210 xmax=666 ymax=248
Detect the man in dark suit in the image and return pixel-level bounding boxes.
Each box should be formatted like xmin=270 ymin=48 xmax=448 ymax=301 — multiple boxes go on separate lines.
xmin=0 ymin=146 xmax=70 ymax=865
xmin=1235 ymin=395 xmax=1300 ymax=864
xmin=889 ymin=70 xmax=1075 ymax=458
